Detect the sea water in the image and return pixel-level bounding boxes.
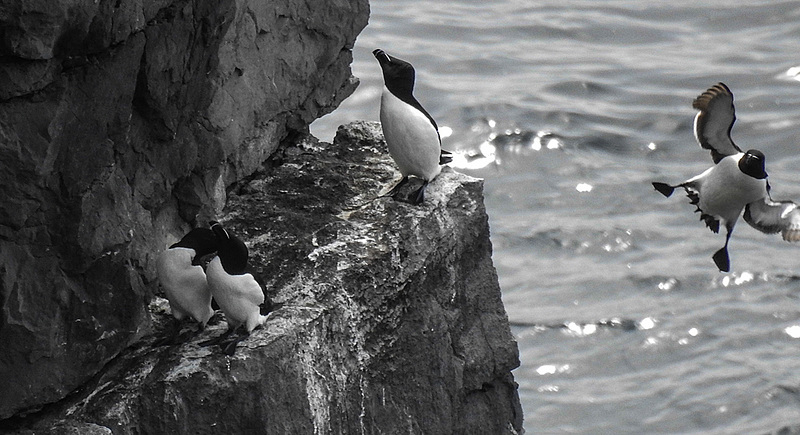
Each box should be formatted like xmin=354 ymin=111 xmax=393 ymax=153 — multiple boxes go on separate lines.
xmin=311 ymin=1 xmax=800 ymax=432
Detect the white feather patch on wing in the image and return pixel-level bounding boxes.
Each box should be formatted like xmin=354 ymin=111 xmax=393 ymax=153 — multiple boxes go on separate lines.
xmin=744 ymin=197 xmax=800 ymax=242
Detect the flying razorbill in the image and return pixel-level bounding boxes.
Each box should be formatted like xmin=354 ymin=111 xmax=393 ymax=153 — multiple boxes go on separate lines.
xmin=155 ymin=227 xmax=218 ymax=344
xmin=373 ymin=48 xmax=452 ymax=205
xmin=652 ymin=82 xmax=800 ymax=272
xmin=202 ymin=221 xmax=271 ymax=355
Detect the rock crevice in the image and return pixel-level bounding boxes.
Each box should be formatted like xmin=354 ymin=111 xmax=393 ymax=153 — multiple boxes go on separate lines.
xmin=1 ymin=0 xmax=522 ymax=431
xmin=0 ymin=0 xmax=368 ymax=419
xmin=3 ymin=122 xmax=522 ymax=434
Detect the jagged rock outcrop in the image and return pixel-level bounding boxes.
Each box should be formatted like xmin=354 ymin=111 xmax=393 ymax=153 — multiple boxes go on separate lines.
xmin=4 ymin=122 xmax=523 ymax=434
xmin=0 ymin=0 xmax=368 ymax=420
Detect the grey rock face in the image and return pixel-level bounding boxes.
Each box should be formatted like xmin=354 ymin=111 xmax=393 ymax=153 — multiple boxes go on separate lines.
xmin=0 ymin=0 xmax=368 ymax=419
xmin=4 ymin=122 xmax=522 ymax=434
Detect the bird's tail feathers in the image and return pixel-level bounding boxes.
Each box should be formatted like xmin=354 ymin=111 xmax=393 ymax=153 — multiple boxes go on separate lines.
xmin=439 ymin=149 xmax=453 ymax=165
xmin=652 ymin=182 xmax=675 ymax=197
xmin=260 ymin=300 xmax=283 ymax=316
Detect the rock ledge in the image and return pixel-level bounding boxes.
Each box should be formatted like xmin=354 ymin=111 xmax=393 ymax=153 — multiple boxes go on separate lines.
xmin=5 ymin=122 xmax=523 ymax=434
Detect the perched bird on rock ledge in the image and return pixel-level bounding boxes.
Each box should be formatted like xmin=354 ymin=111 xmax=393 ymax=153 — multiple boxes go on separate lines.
xmin=155 ymin=227 xmax=217 ymax=345
xmin=202 ymin=221 xmax=274 ymax=355
xmin=374 ymin=48 xmax=452 ymax=205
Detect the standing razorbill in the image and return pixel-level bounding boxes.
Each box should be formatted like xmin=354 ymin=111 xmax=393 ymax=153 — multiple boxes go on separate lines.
xmin=652 ymin=82 xmax=790 ymax=272
xmin=203 ymin=221 xmax=269 ymax=355
xmin=373 ymin=48 xmax=452 ymax=205
xmin=652 ymin=83 xmax=768 ymax=271
xmin=155 ymin=227 xmax=218 ymax=344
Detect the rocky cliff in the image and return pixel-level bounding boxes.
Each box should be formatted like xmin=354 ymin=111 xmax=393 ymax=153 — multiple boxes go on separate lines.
xmin=3 ymin=122 xmax=523 ymax=434
xmin=0 ymin=0 xmax=367 ymax=420
xmin=0 ymin=1 xmax=523 ymax=432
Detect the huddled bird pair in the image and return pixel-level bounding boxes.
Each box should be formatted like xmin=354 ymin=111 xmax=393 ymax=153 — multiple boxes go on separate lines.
xmin=373 ymin=49 xmax=800 ymax=272
xmin=156 ymin=221 xmax=273 ymax=355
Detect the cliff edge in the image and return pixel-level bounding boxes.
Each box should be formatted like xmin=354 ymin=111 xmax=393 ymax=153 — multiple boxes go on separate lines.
xmin=0 ymin=0 xmax=367 ymax=419
xmin=4 ymin=122 xmax=523 ymax=434
xmin=0 ymin=0 xmax=522 ymax=432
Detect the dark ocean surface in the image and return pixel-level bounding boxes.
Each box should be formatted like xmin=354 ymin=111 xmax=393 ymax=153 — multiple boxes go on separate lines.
xmin=311 ymin=1 xmax=800 ymax=432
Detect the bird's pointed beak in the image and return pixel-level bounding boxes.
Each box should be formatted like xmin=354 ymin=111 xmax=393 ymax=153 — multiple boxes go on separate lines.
xmin=750 ymin=165 xmax=768 ymax=179
xmin=209 ymin=221 xmax=229 ymax=239
xmin=752 ymin=159 xmax=768 ymax=179
xmin=372 ymin=48 xmax=391 ymax=64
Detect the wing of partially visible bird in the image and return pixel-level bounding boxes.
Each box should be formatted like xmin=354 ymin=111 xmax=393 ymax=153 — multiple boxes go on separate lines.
xmin=692 ymin=83 xmax=742 ymax=163
xmin=234 ymin=274 xmax=266 ymax=306
xmin=743 ymin=197 xmax=800 ymax=242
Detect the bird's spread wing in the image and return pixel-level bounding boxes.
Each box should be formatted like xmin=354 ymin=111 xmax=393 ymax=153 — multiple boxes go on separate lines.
xmin=744 ymin=197 xmax=800 ymax=242
xmin=692 ymin=83 xmax=742 ymax=163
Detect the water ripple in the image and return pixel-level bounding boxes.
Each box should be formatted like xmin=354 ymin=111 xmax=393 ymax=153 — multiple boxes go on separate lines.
xmin=310 ymin=1 xmax=800 ymax=433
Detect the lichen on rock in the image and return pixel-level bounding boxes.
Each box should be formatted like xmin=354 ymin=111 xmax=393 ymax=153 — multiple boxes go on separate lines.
xmin=0 ymin=0 xmax=368 ymax=421
xmin=2 ymin=122 xmax=523 ymax=434
xmin=0 ymin=0 xmax=523 ymax=431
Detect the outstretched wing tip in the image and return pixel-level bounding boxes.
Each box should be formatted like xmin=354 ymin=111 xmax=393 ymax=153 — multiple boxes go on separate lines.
xmin=691 ymin=82 xmax=731 ymax=110
xmin=692 ymin=82 xmax=740 ymax=161
xmin=744 ymin=197 xmax=800 ymax=241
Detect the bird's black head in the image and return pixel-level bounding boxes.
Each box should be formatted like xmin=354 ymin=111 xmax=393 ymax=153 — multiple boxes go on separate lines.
xmin=209 ymin=221 xmax=249 ymax=275
xmin=373 ymin=48 xmax=416 ymax=97
xmin=170 ymin=228 xmax=218 ymax=260
xmin=739 ymin=149 xmax=768 ymax=180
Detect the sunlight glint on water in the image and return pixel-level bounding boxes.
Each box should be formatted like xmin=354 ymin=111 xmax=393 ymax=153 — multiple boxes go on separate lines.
xmin=311 ymin=1 xmax=800 ymax=432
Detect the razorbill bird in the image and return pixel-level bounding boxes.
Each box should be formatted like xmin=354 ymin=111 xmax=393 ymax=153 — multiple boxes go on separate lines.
xmin=203 ymin=221 xmax=269 ymax=355
xmin=156 ymin=228 xmax=218 ymax=334
xmin=652 ymin=83 xmax=769 ymax=272
xmin=373 ymin=48 xmax=452 ymax=205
